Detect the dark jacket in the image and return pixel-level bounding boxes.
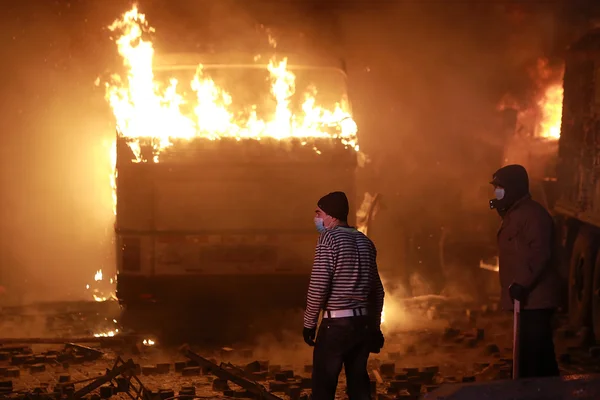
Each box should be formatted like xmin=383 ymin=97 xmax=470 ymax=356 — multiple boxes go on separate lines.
xmin=497 ymin=195 xmax=562 ymax=310
xmin=491 ymin=164 xmax=562 ymax=311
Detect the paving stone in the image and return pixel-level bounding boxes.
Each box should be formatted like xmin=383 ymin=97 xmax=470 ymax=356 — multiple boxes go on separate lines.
xmin=300 ymin=377 xmax=312 ymax=389
xmin=419 ymin=371 xmax=435 ymax=383
xmin=476 ymin=328 xmax=485 ymax=341
xmin=5 ymin=368 xmax=19 ymax=378
xmin=380 ymin=363 xmax=395 ymax=377
xmin=303 ymin=364 xmax=313 ymax=373
xmin=269 ymin=365 xmax=282 ymax=373
xmin=99 ymin=385 xmax=114 ymax=399
xmin=213 ymin=378 xmax=230 ymax=392
xmin=443 ymin=327 xmax=461 ymax=339
xmin=159 ymin=389 xmax=175 ymax=400
xmin=174 ymin=361 xmax=186 ymax=372
xmin=240 ymin=349 xmax=254 ymax=358
xmin=30 ymin=364 xmax=46 ymax=373
xmin=142 ymin=365 xmax=158 ymax=376
xmin=0 ymin=353 xmax=9 ymax=361
xmin=155 ymin=363 xmax=170 ymax=374
xmin=287 ymin=385 xmax=302 ymax=400
xmin=115 ymin=377 xmax=129 ymax=392
xmin=245 ymin=361 xmax=262 ymax=373
xmin=182 ymin=367 xmax=200 ymax=377
xmin=252 ymin=371 xmax=268 ymax=381
xmin=484 ymin=343 xmax=500 ymax=355
xmin=422 ymin=366 xmax=439 ymax=374
xmin=269 ymin=381 xmax=288 ymax=392
xmin=220 ymin=347 xmax=234 ymax=359
xmin=11 ymin=355 xmax=29 ymax=365
xmin=404 ymin=367 xmax=419 ymax=377
xmin=275 ymin=372 xmax=288 ymax=382
xmin=281 ymin=370 xmax=295 ymax=379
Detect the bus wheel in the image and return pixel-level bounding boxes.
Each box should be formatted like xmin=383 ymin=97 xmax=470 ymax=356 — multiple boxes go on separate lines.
xmin=568 ymin=229 xmax=596 ymax=330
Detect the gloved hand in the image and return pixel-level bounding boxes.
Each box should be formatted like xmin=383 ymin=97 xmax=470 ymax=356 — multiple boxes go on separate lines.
xmin=509 ymin=282 xmax=528 ymax=303
xmin=369 ymin=328 xmax=384 ymax=353
xmin=303 ymin=327 xmax=316 ymax=346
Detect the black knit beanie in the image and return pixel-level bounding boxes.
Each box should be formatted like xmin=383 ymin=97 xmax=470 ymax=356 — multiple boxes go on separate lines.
xmin=317 ymin=192 xmax=349 ymax=221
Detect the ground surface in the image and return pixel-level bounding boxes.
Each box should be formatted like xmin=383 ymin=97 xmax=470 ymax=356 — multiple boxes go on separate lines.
xmin=0 ymin=298 xmax=599 ymax=399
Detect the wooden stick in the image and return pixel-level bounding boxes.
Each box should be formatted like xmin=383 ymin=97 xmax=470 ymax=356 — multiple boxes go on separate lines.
xmin=512 ymin=299 xmax=520 ymax=380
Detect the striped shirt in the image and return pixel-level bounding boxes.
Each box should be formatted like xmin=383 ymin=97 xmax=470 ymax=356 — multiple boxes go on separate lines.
xmin=303 ymin=226 xmax=385 ymax=329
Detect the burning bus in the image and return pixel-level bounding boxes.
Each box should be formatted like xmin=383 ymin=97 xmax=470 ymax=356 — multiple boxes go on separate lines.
xmin=104 ymin=7 xmax=359 ymax=328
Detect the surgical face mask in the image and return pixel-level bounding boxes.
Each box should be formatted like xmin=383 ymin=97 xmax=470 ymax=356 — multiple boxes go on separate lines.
xmin=314 ymin=217 xmax=326 ymax=233
xmin=494 ymin=188 xmax=505 ymax=200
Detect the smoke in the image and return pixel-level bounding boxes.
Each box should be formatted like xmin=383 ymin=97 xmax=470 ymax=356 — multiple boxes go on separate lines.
xmin=0 ymin=1 xmax=130 ymax=305
xmin=0 ymin=0 xmax=564 ymax=320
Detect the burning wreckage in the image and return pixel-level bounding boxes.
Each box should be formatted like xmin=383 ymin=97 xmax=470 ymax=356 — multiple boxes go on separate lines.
xmin=102 ymin=6 xmax=360 ymax=331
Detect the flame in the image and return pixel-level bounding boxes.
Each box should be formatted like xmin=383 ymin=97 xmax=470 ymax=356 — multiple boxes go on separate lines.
xmin=537 ymin=83 xmax=563 ymax=140
xmin=104 ymin=5 xmax=358 ymax=166
xmin=89 ymin=269 xmax=117 ymax=302
xmin=94 ymin=329 xmax=118 ymax=338
xmin=143 ymin=339 xmax=156 ymax=346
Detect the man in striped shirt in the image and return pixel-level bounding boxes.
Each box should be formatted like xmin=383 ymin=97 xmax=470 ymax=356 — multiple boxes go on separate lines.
xmin=303 ymin=191 xmax=385 ymax=400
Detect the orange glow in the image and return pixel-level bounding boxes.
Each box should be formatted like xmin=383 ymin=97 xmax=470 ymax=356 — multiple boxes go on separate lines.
xmin=537 ymin=83 xmax=563 ymax=140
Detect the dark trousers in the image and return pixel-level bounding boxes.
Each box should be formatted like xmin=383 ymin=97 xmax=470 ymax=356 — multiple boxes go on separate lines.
xmin=519 ymin=309 xmax=559 ymax=378
xmin=312 ymin=316 xmax=371 ymax=400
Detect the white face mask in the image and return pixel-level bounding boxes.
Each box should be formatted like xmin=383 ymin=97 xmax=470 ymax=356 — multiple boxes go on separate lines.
xmin=494 ymin=188 xmax=505 ymax=200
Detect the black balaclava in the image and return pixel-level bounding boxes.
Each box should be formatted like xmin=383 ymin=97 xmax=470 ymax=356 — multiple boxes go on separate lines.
xmin=318 ymin=191 xmax=349 ymax=221
xmin=489 ymin=164 xmax=530 ymax=217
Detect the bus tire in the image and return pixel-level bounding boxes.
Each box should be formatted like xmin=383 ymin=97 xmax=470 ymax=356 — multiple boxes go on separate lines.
xmin=568 ymin=229 xmax=596 ymax=329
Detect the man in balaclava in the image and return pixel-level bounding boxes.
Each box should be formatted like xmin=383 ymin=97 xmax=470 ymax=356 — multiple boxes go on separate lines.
xmin=302 ymin=191 xmax=385 ymax=400
xmin=489 ymin=164 xmax=562 ymax=378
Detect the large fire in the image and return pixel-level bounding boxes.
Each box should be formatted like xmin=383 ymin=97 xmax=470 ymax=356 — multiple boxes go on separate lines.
xmin=104 ymin=5 xmax=358 ymax=166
